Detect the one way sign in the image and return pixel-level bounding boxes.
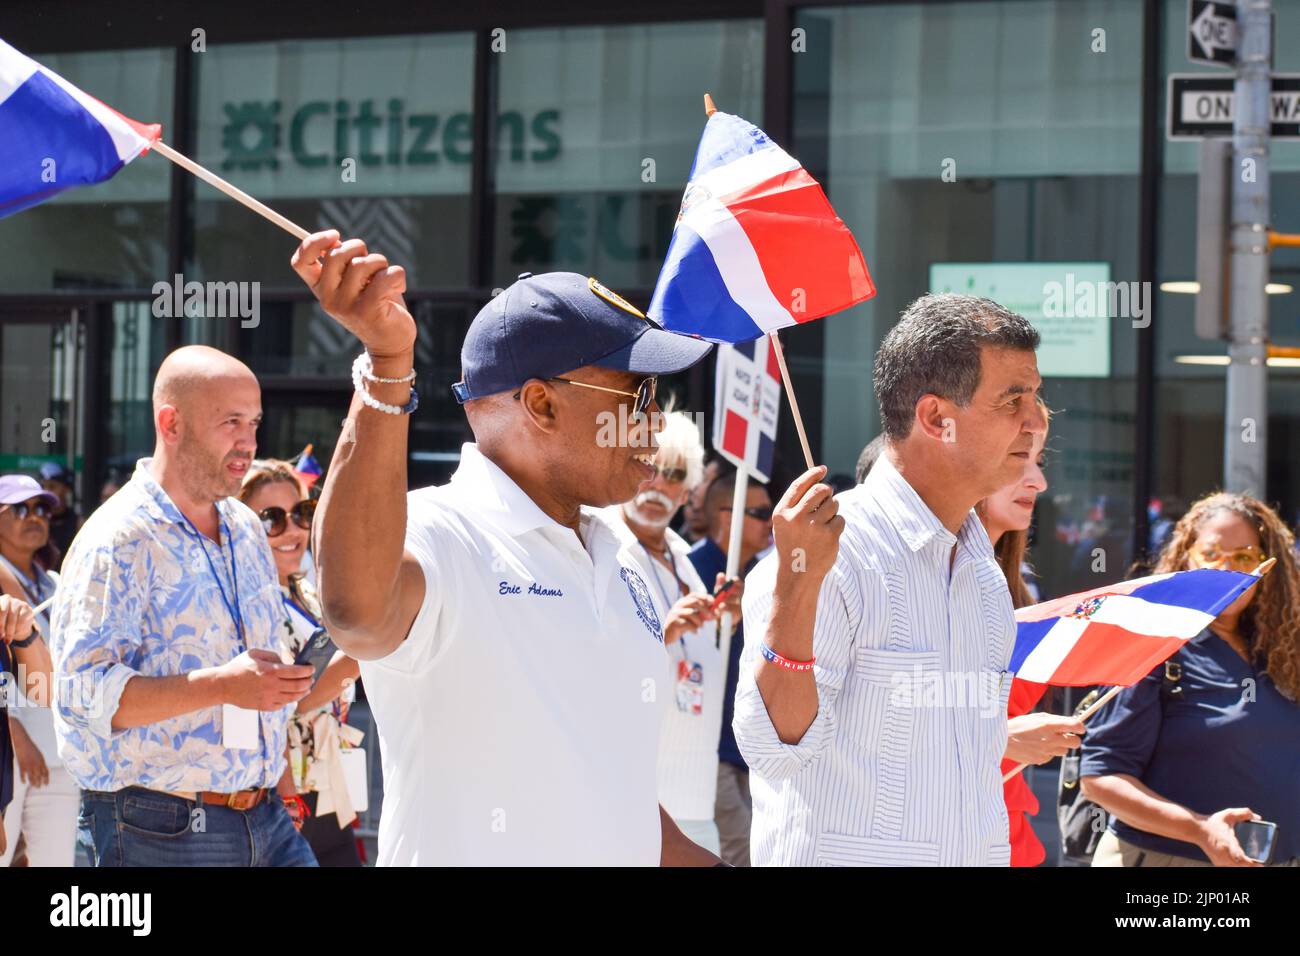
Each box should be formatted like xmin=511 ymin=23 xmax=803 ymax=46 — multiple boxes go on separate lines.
xmin=1167 ymin=74 xmax=1300 ymax=140
xmin=1188 ymin=0 xmax=1236 ymax=66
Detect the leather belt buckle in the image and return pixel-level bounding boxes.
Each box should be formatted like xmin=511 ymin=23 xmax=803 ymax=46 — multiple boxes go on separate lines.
xmin=205 ymin=788 xmax=265 ymax=811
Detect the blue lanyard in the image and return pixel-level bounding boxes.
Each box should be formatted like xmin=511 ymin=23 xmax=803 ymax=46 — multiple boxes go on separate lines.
xmin=283 ymin=592 xmax=321 ymax=630
xmin=179 ymin=510 xmax=244 ymax=648
xmin=0 ymin=554 xmax=51 ymax=607
xmin=640 ymin=541 xmax=691 ymax=658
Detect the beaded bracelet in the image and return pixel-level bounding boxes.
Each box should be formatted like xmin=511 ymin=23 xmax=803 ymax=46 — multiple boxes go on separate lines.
xmin=355 ymin=350 xmax=416 ymax=384
xmin=352 ymin=352 xmax=419 ymax=415
xmin=760 ymin=644 xmax=815 ymax=672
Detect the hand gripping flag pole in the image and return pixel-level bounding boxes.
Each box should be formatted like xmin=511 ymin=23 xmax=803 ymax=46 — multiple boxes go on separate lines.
xmin=1000 ymin=557 xmax=1276 ymax=783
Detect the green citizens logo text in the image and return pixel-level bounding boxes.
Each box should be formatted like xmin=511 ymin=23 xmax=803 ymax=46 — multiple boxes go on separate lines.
xmin=221 ymin=99 xmax=561 ymax=171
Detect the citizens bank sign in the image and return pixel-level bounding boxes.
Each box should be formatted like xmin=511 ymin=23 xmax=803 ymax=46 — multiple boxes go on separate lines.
xmin=194 ymin=39 xmax=562 ymax=199
xmin=219 ymin=98 xmax=561 ymax=171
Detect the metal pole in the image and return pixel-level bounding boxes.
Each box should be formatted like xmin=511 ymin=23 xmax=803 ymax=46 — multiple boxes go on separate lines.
xmin=1224 ymin=0 xmax=1271 ymax=495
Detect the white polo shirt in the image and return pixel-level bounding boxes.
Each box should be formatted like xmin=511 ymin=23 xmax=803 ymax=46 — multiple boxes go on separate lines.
xmin=603 ymin=509 xmax=724 ymax=822
xmin=359 ymin=444 xmax=669 ymax=866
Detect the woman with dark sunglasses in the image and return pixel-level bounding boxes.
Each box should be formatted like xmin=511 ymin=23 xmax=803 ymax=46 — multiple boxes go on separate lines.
xmin=239 ymin=460 xmax=364 ymax=867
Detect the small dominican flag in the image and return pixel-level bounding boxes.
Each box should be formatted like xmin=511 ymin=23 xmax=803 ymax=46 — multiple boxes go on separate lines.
xmin=293 ymin=444 xmax=323 ymax=490
xmin=713 ymin=338 xmax=781 ymax=482
xmin=649 ymin=109 xmax=874 ymax=343
xmin=1011 ymin=568 xmax=1259 ymax=687
xmin=0 ymin=39 xmax=161 ymax=218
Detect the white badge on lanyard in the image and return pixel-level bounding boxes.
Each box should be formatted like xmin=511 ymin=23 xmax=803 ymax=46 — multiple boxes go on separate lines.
xmin=639 ymin=542 xmax=705 ymax=717
xmin=674 ymin=644 xmax=705 ymax=716
xmin=222 ymin=704 xmax=260 ymax=750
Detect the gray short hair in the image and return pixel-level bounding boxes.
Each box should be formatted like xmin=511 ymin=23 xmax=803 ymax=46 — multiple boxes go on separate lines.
xmin=873 ymin=294 xmax=1040 ymax=442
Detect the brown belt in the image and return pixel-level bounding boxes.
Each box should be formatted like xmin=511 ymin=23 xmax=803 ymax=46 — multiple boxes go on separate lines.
xmin=170 ymin=788 xmax=270 ymax=811
xmin=206 ymin=788 xmax=270 ymax=810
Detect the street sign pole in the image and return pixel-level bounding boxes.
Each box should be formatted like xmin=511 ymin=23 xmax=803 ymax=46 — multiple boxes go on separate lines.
xmin=1225 ymin=0 xmax=1270 ymax=495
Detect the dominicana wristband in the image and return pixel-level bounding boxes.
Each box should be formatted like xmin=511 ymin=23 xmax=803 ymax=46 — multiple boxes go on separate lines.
xmin=760 ymin=644 xmax=815 ymax=672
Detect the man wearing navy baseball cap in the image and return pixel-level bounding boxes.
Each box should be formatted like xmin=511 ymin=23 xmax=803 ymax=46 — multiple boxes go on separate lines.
xmin=291 ymin=230 xmax=720 ymax=865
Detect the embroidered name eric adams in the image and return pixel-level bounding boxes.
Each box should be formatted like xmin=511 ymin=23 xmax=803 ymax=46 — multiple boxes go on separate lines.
xmin=498 ymin=581 xmax=565 ymax=597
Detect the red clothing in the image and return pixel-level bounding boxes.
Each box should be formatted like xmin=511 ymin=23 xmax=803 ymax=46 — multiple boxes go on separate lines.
xmin=1002 ymin=677 xmax=1049 ymax=867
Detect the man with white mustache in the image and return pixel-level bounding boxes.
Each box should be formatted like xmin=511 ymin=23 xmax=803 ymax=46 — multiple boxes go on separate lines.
xmin=605 ymin=411 xmax=743 ymax=855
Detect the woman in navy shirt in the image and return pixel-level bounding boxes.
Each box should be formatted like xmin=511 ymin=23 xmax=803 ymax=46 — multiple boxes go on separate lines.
xmin=1081 ymin=492 xmax=1300 ymax=866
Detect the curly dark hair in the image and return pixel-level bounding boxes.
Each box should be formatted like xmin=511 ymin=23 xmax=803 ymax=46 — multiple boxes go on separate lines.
xmin=1153 ymin=492 xmax=1300 ymax=701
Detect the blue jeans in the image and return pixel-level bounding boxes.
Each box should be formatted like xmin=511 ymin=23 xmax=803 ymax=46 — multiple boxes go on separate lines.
xmin=79 ymin=788 xmax=318 ymax=867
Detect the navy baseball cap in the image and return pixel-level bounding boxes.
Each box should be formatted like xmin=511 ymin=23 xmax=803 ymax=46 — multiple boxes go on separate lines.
xmin=451 ymin=272 xmax=712 ymax=403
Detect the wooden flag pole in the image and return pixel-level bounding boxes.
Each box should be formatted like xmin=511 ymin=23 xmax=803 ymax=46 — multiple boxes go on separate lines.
xmin=1001 ymin=557 xmax=1279 ymax=783
xmin=150 ymin=140 xmax=310 ymax=241
xmin=768 ymin=331 xmax=816 ymax=471
xmin=703 ymin=93 xmax=816 ymax=471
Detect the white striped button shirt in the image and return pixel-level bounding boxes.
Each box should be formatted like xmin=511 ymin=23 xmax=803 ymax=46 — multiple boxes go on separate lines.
xmin=735 ymin=455 xmax=1016 ymax=866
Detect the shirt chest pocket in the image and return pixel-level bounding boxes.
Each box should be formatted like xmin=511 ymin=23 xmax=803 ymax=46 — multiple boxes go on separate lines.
xmin=843 ymin=646 xmax=945 ymax=759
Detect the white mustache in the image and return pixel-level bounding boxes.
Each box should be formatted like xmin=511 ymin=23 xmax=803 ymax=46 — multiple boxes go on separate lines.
xmin=634 ymin=490 xmax=677 ymax=513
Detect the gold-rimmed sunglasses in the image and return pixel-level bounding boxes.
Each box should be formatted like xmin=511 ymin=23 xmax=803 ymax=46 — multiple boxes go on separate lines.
xmin=1189 ymin=544 xmax=1269 ymax=573
xmin=515 ymin=375 xmax=658 ymax=416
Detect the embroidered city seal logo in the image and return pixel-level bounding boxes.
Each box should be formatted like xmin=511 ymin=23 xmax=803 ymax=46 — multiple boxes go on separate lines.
xmin=589 ymin=277 xmax=646 ymax=320
xmin=1067 ymin=595 xmax=1106 ymax=620
xmin=620 ymin=566 xmax=663 ymax=643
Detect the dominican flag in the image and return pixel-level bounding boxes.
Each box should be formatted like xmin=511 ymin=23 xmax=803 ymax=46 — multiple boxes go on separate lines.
xmin=0 ymin=39 xmax=161 ymax=218
xmin=1011 ymin=568 xmax=1259 ymax=687
xmin=293 ymin=444 xmax=323 ymax=490
xmin=713 ymin=338 xmax=781 ymax=482
xmin=649 ymin=109 xmax=874 ymax=343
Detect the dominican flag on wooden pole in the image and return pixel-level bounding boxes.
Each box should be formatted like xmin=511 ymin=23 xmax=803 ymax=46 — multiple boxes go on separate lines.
xmin=649 ymin=101 xmax=874 ymax=342
xmin=1011 ymin=568 xmax=1261 ymax=687
xmin=650 ymin=95 xmax=874 ymax=468
xmin=1 ymin=37 xmax=308 ymax=237
xmin=1002 ymin=562 xmax=1270 ymax=781
xmin=0 ymin=38 xmax=161 ymax=216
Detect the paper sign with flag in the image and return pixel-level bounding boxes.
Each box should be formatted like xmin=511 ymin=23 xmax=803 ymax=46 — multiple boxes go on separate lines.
xmin=1010 ymin=568 xmax=1258 ymax=687
xmin=648 ymin=109 xmax=875 ymax=343
xmin=0 ymin=38 xmax=161 ymax=218
xmin=713 ymin=338 xmax=781 ymax=482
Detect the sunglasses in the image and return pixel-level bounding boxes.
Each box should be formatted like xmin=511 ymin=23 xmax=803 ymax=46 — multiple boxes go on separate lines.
xmin=1190 ymin=545 xmax=1268 ymax=573
xmin=2 ymin=501 xmax=52 ymax=521
xmin=720 ymin=505 xmax=774 ymax=522
xmin=259 ymin=499 xmax=316 ymax=537
xmin=518 ymin=375 xmax=658 ymax=416
xmin=650 ymin=463 xmax=689 ymax=483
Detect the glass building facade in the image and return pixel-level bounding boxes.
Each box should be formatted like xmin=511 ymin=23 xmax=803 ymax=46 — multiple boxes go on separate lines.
xmin=3 ymin=0 xmax=1299 ymax=597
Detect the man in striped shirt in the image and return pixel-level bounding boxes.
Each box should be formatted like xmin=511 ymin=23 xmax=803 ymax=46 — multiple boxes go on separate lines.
xmin=735 ymin=294 xmax=1047 ymax=866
